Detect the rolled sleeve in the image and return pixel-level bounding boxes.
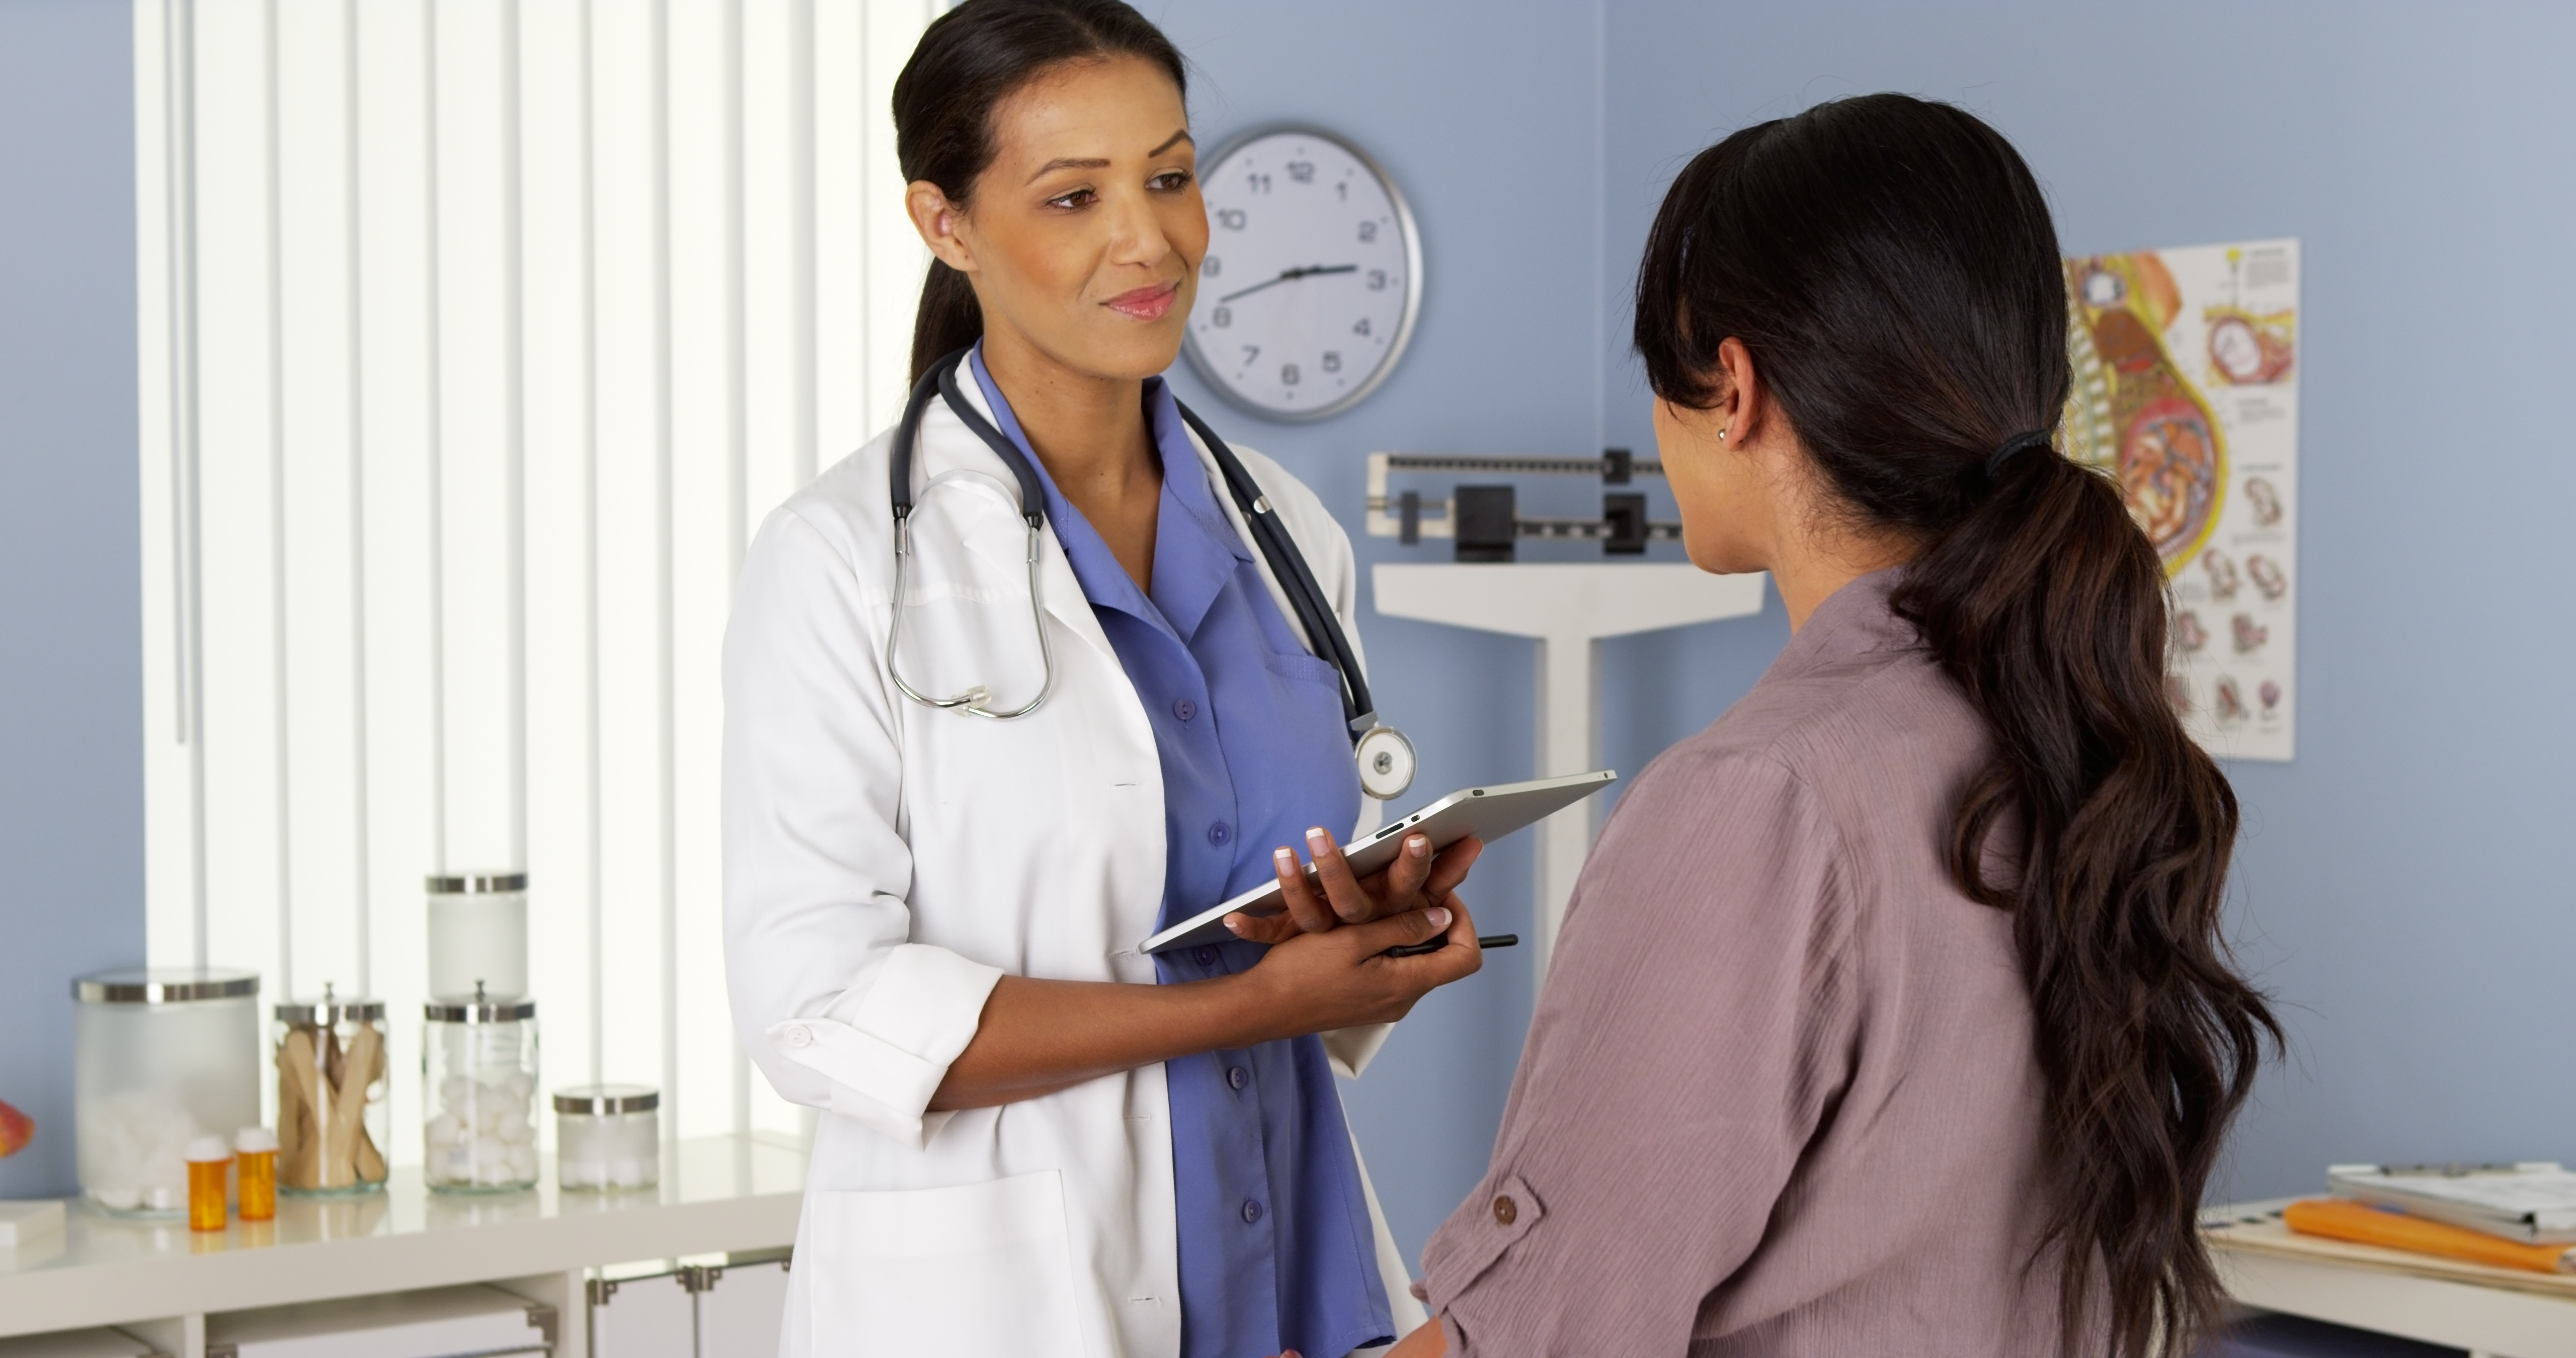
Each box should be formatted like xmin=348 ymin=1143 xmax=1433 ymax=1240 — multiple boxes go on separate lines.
xmin=765 ymin=944 xmax=1004 ymax=1148
xmin=1422 ymin=749 xmax=1858 ymax=1354
xmin=726 ymin=506 xmax=999 ymax=1150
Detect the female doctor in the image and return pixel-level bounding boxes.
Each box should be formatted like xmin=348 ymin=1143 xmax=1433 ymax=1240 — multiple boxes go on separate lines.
xmin=723 ymin=3 xmax=1486 ymax=1355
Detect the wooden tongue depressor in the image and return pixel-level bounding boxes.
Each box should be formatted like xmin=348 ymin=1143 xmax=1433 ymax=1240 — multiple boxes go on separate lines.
xmin=278 ymin=1027 xmax=325 ymax=1189
xmin=325 ymin=1024 xmax=383 ymax=1189
xmin=274 ymin=1034 xmax=304 ymax=1185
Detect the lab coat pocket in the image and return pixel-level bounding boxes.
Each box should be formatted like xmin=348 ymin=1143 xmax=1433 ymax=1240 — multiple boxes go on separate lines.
xmin=808 ymin=1169 xmax=1088 ymax=1356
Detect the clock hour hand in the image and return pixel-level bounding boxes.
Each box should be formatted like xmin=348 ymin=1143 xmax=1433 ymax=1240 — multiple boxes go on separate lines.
xmin=1217 ymin=263 xmax=1358 ymax=304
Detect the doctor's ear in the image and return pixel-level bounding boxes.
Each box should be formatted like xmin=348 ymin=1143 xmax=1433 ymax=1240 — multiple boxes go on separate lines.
xmin=906 ymin=181 xmax=978 ymax=273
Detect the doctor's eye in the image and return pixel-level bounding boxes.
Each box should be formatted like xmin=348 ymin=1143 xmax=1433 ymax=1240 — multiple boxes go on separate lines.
xmin=1044 ymin=187 xmax=1100 ymax=211
xmin=1148 ymin=169 xmax=1194 ymax=193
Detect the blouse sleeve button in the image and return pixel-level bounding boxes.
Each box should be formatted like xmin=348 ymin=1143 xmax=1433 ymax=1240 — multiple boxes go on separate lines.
xmin=1492 ymin=1195 xmax=1517 ymax=1226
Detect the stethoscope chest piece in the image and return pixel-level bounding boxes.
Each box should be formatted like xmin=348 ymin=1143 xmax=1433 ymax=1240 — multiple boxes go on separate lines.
xmin=1354 ymin=724 xmax=1418 ymax=801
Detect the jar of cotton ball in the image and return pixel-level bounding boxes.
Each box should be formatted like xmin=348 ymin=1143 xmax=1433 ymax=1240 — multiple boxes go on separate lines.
xmin=553 ymin=1085 xmax=659 ymax=1192
xmin=422 ymin=984 xmax=539 ymax=1193
xmin=73 ymin=968 xmax=262 ymax=1217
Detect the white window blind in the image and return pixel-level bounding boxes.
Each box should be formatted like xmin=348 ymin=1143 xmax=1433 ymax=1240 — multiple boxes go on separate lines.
xmin=132 ymin=0 xmax=934 ymax=1161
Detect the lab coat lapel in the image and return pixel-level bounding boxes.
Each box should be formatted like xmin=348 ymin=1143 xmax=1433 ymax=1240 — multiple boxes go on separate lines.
xmin=913 ymin=383 xmax=1115 ymax=664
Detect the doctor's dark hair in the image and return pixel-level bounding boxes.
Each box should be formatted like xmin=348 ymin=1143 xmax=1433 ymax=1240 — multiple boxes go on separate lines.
xmin=892 ymin=0 xmax=1186 ymax=383
xmin=1636 ymin=95 xmax=2278 ymax=1358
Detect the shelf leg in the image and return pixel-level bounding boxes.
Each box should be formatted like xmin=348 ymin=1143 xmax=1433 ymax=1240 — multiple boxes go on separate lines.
xmin=1533 ymin=630 xmax=1601 ymax=971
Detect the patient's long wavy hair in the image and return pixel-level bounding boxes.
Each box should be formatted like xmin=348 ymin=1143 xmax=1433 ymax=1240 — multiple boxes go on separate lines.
xmin=1636 ymin=94 xmax=2279 ymax=1357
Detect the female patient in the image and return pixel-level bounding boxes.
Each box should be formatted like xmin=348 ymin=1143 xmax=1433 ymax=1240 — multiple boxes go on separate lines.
xmin=1398 ymin=95 xmax=2278 ymax=1357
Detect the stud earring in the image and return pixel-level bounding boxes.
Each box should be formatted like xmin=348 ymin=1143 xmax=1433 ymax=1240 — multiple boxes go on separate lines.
xmin=1718 ymin=427 xmax=1730 ymax=441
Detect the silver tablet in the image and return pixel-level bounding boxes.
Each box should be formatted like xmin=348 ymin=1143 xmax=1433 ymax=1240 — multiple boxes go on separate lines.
xmin=1139 ymin=770 xmax=1618 ymax=956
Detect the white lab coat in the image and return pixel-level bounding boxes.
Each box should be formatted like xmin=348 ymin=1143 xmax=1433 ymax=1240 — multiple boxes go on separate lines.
xmin=723 ymin=375 xmax=1427 ymax=1358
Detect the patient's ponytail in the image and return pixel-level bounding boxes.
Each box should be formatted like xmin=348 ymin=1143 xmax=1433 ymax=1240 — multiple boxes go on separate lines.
xmin=1635 ymin=94 xmax=2278 ymax=1358
xmin=890 ymin=0 xmax=1186 ymax=383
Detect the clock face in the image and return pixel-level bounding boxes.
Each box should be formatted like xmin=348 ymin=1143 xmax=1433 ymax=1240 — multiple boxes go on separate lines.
xmin=1182 ymin=126 xmax=1421 ymax=421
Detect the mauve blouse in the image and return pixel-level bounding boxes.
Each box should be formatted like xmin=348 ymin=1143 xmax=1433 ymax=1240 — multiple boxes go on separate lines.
xmin=1422 ymin=570 xmax=2102 ymax=1356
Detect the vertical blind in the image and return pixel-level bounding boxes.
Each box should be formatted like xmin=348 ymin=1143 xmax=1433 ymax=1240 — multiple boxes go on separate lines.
xmin=133 ymin=0 xmax=934 ymax=1162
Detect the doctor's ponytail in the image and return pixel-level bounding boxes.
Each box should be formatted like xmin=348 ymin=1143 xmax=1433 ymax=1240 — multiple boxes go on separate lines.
xmin=891 ymin=0 xmax=1187 ymax=384
xmin=1635 ymin=95 xmax=2279 ymax=1358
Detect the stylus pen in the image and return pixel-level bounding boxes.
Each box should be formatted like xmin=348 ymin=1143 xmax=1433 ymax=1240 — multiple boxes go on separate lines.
xmin=1383 ymin=933 xmax=1517 ymax=959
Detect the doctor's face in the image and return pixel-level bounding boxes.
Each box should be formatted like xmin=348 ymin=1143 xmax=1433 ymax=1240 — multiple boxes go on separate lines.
xmin=933 ymin=56 xmax=1205 ymax=382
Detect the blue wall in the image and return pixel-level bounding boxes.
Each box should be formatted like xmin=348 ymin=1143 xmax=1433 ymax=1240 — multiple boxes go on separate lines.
xmin=7 ymin=0 xmax=2573 ymax=1275
xmin=0 ymin=0 xmax=144 ymax=1199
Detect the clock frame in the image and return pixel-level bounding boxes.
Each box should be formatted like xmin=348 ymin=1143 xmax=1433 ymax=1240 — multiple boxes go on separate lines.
xmin=1181 ymin=123 xmax=1423 ymax=422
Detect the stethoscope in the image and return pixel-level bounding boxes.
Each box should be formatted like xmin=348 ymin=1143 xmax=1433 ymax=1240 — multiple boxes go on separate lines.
xmin=886 ymin=348 xmax=1419 ymax=801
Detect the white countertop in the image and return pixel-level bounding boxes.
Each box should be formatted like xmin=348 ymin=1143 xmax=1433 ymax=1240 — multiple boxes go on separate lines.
xmin=0 ymin=1135 xmax=807 ymax=1338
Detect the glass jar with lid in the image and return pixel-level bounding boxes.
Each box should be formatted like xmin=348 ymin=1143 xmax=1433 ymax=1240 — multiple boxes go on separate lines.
xmin=553 ymin=1085 xmax=660 ymax=1191
xmin=426 ymin=872 xmax=528 ymax=1000
xmin=423 ymin=985 xmax=539 ymax=1193
xmin=273 ymin=987 xmax=389 ymax=1196
xmin=73 ymin=968 xmax=261 ymax=1216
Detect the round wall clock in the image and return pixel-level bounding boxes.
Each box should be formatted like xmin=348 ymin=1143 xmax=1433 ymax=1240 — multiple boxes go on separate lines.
xmin=1182 ymin=124 xmax=1422 ymax=421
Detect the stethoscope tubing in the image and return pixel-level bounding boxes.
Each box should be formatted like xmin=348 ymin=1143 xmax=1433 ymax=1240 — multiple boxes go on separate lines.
xmin=884 ymin=349 xmax=1378 ymax=744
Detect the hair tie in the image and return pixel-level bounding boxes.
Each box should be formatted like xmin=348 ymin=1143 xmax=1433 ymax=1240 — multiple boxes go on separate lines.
xmin=1985 ymin=430 xmax=2055 ymax=480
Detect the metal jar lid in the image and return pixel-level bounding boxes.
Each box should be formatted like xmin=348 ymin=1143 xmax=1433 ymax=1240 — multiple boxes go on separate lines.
xmin=553 ymin=1084 xmax=660 ymax=1116
xmin=425 ymin=982 xmax=537 ymax=1024
xmin=425 ymin=871 xmax=528 ymax=894
xmin=275 ymin=987 xmax=387 ymax=1024
xmin=74 ymin=967 xmax=260 ymax=1004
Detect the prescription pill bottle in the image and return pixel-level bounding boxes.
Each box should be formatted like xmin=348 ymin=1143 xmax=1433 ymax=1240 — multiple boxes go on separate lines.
xmin=185 ymin=1135 xmax=231 ymax=1232
xmin=553 ymin=1085 xmax=660 ymax=1192
xmin=423 ymin=986 xmax=539 ymax=1193
xmin=233 ymin=1127 xmax=277 ymax=1220
xmin=273 ymin=988 xmax=390 ymax=1196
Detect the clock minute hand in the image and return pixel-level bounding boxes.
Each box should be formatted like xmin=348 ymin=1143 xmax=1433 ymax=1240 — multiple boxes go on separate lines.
xmin=1217 ymin=263 xmax=1358 ymax=304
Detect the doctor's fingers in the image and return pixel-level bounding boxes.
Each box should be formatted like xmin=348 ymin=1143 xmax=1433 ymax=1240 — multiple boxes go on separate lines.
xmin=1270 ymin=845 xmax=1343 ymax=935
xmin=1302 ymin=827 xmax=1379 ymax=924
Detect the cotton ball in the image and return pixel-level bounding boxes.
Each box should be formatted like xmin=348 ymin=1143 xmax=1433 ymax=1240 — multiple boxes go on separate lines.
xmin=609 ymin=1159 xmax=647 ymax=1190
xmin=440 ymin=1076 xmax=471 ymax=1113
xmin=427 ymin=1113 xmax=462 ymax=1147
xmin=505 ymin=1071 xmax=534 ymax=1104
xmin=507 ymin=1143 xmax=538 ymax=1181
xmin=494 ymin=1105 xmax=530 ymax=1144
xmin=474 ymin=1104 xmax=503 ymax=1135
xmin=558 ymin=1160 xmax=593 ymax=1189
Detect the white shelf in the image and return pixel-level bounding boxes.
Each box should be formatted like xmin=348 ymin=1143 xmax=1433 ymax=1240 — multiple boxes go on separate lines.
xmin=0 ymin=1136 xmax=806 ymax=1345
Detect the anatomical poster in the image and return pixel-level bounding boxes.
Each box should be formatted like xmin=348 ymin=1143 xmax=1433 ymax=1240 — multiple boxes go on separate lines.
xmin=2064 ymin=237 xmax=2299 ymax=761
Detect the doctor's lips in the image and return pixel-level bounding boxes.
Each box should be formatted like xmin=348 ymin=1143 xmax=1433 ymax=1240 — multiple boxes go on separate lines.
xmin=1102 ymin=281 xmax=1180 ymax=320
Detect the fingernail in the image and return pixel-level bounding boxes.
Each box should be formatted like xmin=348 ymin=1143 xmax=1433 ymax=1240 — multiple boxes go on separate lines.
xmin=1306 ymin=826 xmax=1328 ymax=844
xmin=1274 ymin=846 xmax=1295 ymax=868
xmin=1407 ymin=834 xmax=1429 ymax=858
xmin=1426 ymin=906 xmax=1452 ymax=929
xmin=1224 ymin=914 xmax=1245 ymax=935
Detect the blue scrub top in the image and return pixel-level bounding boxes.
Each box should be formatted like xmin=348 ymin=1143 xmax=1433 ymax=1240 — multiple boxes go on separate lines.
xmin=971 ymin=350 xmax=1394 ymax=1358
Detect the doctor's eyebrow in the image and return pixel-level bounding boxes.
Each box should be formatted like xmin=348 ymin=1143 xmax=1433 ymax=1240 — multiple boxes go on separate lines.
xmin=1023 ymin=129 xmax=1192 ymax=184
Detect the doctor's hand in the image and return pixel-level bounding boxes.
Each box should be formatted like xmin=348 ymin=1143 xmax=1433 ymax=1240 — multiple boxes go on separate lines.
xmin=1236 ymin=897 xmax=1485 ymax=1036
xmin=1225 ymin=829 xmax=1485 ymax=944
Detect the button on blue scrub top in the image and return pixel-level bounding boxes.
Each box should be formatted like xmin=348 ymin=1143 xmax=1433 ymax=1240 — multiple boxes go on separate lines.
xmin=971 ymin=351 xmax=1394 ymax=1358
